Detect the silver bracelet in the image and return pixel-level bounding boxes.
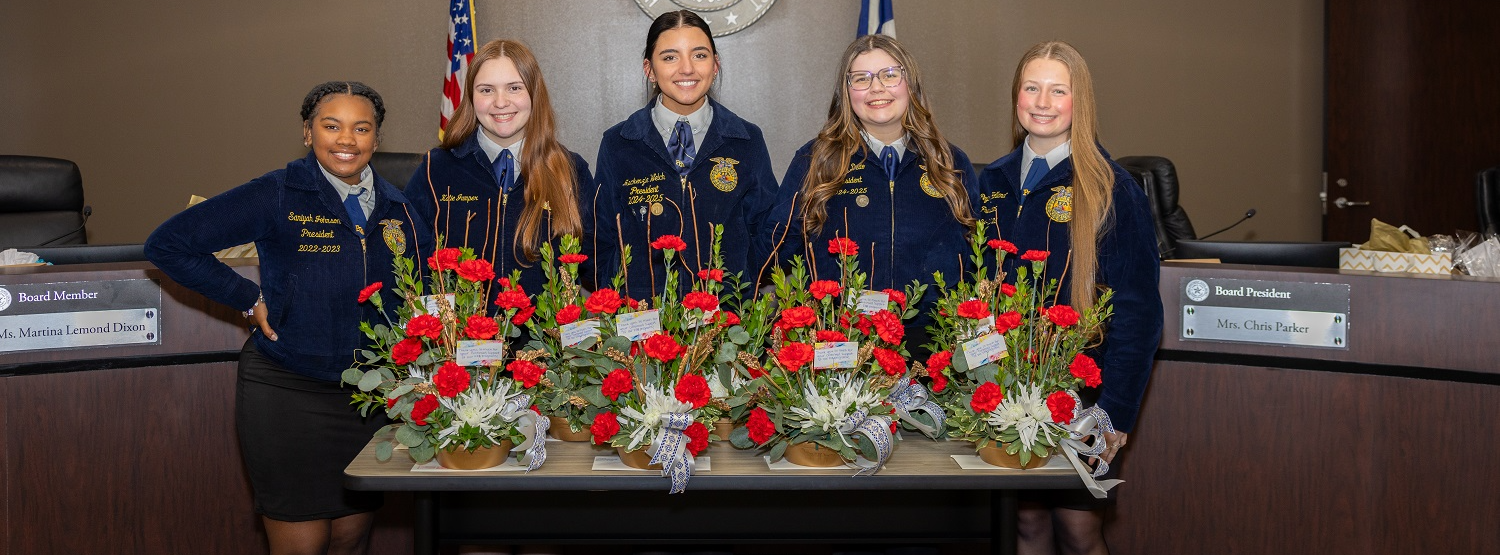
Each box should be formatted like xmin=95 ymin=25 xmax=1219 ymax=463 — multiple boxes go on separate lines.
xmin=244 ymin=293 xmax=264 ymax=318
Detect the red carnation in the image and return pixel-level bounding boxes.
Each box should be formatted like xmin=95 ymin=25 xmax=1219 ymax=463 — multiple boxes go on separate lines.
xmin=433 ymin=362 xmax=471 ymax=398
xmin=456 ymin=259 xmax=496 ymax=283
xmin=777 ymin=342 xmax=814 ymax=372
xmin=1000 ymin=283 xmax=1017 ymax=297
xmin=405 ymin=314 xmax=443 ymax=339
xmin=385 ymin=397 xmax=399 ymax=409
xmin=674 ymin=373 xmax=711 ymax=409
xmin=494 ymin=287 xmax=531 ymax=311
xmin=926 ymin=350 xmax=953 ymax=372
xmin=808 ymin=280 xmax=842 ymax=301
xmin=746 ymin=406 xmax=776 ymax=444
xmin=650 ymin=235 xmax=688 ymax=251
xmin=391 ymin=337 xmax=423 ymax=365
xmin=989 ymin=239 xmax=1018 ymax=254
xmin=411 ymin=394 xmax=439 ymax=425
xmin=591 ymin=412 xmax=620 ymax=445
xmin=558 ymin=253 xmax=587 ymax=264
xmin=816 ymin=329 xmax=849 ymax=342
xmin=601 ymin=368 xmax=634 ymax=401
xmin=995 ymin=311 xmax=1023 ymax=334
xmin=1045 ymin=305 xmax=1080 ymax=328
xmin=1069 ymin=353 xmax=1103 ymax=387
xmin=644 ymin=333 xmax=684 ymax=362
xmin=828 ymin=237 xmax=859 ymax=257
xmin=508 ymin=359 xmax=546 ymax=389
xmin=464 ymin=315 xmax=499 ymax=339
xmin=684 ymin=421 xmax=710 ymax=456
xmin=427 ymin=248 xmax=461 ymax=271
xmin=357 ymin=282 xmax=382 ymax=303
xmin=584 ymin=288 xmax=624 ymax=314
xmin=882 ymin=289 xmax=907 ymax=310
xmin=970 ymin=382 xmax=1004 ymax=413
xmin=511 ymin=305 xmax=535 ymax=326
xmin=716 ymin=311 xmax=741 ymax=327
xmin=1021 ymin=250 xmax=1049 ymax=262
xmin=850 ymin=313 xmax=873 ymax=335
xmin=929 ymin=367 xmax=948 ymax=393
xmin=683 ymin=291 xmax=719 ymax=312
xmin=873 ymin=347 xmax=906 ymax=376
xmin=956 ymin=300 xmax=991 ymax=320
xmin=555 ymin=304 xmax=582 ymax=325
xmin=697 ymin=268 xmax=724 ymax=282
xmin=1047 ymin=391 xmax=1076 ymax=424
xmin=624 ymin=296 xmax=640 ymax=309
xmin=870 ymin=310 xmax=904 ymax=344
xmin=776 ymin=306 xmax=817 ymax=330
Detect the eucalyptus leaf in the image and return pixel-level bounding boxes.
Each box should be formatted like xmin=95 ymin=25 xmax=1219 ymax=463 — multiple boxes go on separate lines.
xmin=415 ymin=351 xmax=434 ymax=366
xmin=395 ymin=424 xmax=424 ymax=447
xmin=375 ymin=441 xmax=394 ymax=462
xmin=579 ymin=386 xmax=610 ymax=407
xmin=973 ymin=362 xmax=999 ymax=384
xmin=341 ymin=368 xmax=365 ymax=386
xmin=411 ymin=444 xmax=436 ymax=463
xmin=767 ymin=440 xmax=788 ymax=462
xmin=728 ymin=425 xmax=755 ymax=449
xmin=357 ymin=370 xmax=384 ymax=392
xmin=360 ymin=349 xmax=380 ymax=363
xmin=714 ymin=342 xmax=737 ymax=363
xmin=728 ymin=327 xmax=750 ymax=345
xmin=852 ymin=434 xmax=878 ymax=461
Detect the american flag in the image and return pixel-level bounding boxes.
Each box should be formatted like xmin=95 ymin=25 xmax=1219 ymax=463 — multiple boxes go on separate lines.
xmin=858 ymin=0 xmax=895 ymax=37
xmin=440 ymin=0 xmax=476 ymax=139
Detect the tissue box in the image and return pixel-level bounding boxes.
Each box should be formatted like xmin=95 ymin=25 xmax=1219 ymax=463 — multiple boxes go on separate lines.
xmin=1339 ymin=247 xmax=1452 ymax=274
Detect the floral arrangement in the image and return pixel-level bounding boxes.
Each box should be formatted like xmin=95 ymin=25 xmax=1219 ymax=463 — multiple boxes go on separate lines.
xmin=729 ymin=238 xmax=931 ymax=473
xmin=514 ymin=234 xmax=616 ymax=437
xmin=570 ymin=228 xmax=754 ymax=493
xmin=927 ymin=221 xmax=1112 ymax=468
xmin=344 ymin=245 xmax=548 ymax=470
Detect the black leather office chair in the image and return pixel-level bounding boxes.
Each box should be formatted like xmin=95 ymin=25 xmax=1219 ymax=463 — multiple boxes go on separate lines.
xmin=1117 ymin=155 xmax=1197 ymax=257
xmin=370 ymin=151 xmax=425 ymax=191
xmin=0 ymin=155 xmax=88 ymax=249
xmin=1477 ymin=165 xmax=1500 ymax=236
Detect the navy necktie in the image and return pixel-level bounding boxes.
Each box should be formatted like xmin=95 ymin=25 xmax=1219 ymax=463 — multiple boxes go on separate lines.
xmin=492 ymin=149 xmax=516 ymax=194
xmin=668 ymin=120 xmax=695 ymax=176
xmin=881 ymin=146 xmax=899 ymax=183
xmin=343 ymin=190 xmax=367 ymax=237
xmin=1020 ymin=156 xmax=1048 ymax=195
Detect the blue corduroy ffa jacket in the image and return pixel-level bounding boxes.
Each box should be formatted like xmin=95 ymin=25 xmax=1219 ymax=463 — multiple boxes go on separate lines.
xmin=589 ymin=99 xmax=777 ymax=298
xmin=765 ymin=140 xmax=980 ymax=355
xmin=406 ymin=133 xmax=594 ymax=297
xmin=146 ymin=153 xmax=435 ymax=381
xmin=976 ymin=145 xmax=1163 ymax=433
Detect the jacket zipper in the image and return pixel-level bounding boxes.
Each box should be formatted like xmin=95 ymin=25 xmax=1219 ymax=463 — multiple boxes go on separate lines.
xmin=888 ymin=174 xmax=896 ymax=290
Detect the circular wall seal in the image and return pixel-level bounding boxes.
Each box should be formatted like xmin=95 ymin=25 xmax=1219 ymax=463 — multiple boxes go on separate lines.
xmin=635 ymin=0 xmax=777 ymax=37
xmin=1185 ymin=279 xmax=1210 ymax=302
xmin=0 ymin=287 xmax=11 ymax=312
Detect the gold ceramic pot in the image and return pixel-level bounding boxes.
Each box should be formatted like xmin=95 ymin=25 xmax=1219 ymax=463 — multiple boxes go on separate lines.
xmin=976 ymin=442 xmax=1051 ymax=469
xmin=712 ymin=418 xmax=735 ymax=441
xmin=782 ymin=441 xmax=848 ymax=467
xmin=435 ymin=439 xmax=514 ymax=470
xmin=616 ymin=446 xmax=663 ymax=470
xmin=548 ymin=416 xmax=592 ymax=442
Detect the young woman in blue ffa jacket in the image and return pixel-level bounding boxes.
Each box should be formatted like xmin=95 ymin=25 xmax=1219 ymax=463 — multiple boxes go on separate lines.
xmin=145 ymin=82 xmax=433 ymax=555
xmin=764 ymin=34 xmax=979 ymax=353
xmin=590 ymin=9 xmax=777 ymax=297
xmin=408 ymin=39 xmax=592 ymax=297
xmin=976 ymin=41 xmax=1163 ymax=555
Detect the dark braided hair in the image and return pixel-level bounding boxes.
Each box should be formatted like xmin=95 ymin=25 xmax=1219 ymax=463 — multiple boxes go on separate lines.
xmin=299 ymin=81 xmax=385 ymax=130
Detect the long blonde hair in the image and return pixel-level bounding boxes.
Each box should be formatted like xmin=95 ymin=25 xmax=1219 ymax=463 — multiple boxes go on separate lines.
xmin=801 ymin=35 xmax=974 ymax=235
xmin=439 ymin=39 xmax=582 ymax=262
xmin=1010 ymin=41 xmax=1114 ymax=310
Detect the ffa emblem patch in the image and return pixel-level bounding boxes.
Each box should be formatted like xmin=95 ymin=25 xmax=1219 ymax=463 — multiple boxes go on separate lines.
xmin=380 ymin=219 xmax=407 ymax=255
xmin=709 ymin=157 xmax=739 ymax=193
xmin=1045 ymin=186 xmax=1073 ymax=223
xmin=918 ymin=165 xmax=943 ymax=198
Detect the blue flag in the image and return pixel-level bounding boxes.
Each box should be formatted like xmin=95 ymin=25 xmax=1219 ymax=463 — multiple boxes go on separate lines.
xmin=858 ymin=0 xmax=895 ymax=37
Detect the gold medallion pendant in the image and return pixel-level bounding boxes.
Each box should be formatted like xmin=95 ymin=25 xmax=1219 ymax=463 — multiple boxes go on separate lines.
xmin=379 ymin=219 xmax=407 ymax=255
xmin=919 ymin=165 xmax=943 ymax=198
xmin=650 ymin=202 xmax=664 ymax=216
xmin=709 ymin=157 xmax=740 ymax=192
xmin=1045 ymin=186 xmax=1073 ymax=223
xmin=855 ymin=194 xmax=870 ymax=207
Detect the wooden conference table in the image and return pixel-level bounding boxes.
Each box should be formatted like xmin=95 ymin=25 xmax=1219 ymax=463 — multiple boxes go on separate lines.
xmin=345 ymin=437 xmax=1084 ymax=555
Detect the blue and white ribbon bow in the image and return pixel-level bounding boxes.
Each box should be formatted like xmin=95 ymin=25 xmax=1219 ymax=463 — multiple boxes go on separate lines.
xmin=886 ymin=378 xmax=946 ymax=439
xmin=501 ymin=394 xmax=549 ymax=471
xmin=837 ymin=409 xmax=895 ymax=476
xmin=1059 ymin=392 xmax=1123 ymax=499
xmin=647 ymin=412 xmax=696 ymax=494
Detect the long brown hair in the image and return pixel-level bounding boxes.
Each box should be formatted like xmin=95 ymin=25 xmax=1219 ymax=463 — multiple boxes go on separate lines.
xmin=440 ymin=39 xmax=581 ymax=261
xmin=800 ymin=35 xmax=974 ymax=235
xmin=1010 ymin=40 xmax=1114 ymax=309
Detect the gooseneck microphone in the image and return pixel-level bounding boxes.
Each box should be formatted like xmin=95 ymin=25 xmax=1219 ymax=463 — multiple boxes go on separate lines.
xmin=1196 ymin=208 xmax=1257 ymax=241
xmin=36 ymin=205 xmax=92 ymax=246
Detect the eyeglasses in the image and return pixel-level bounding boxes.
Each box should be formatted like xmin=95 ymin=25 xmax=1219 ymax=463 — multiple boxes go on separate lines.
xmin=847 ymin=66 xmax=905 ymax=91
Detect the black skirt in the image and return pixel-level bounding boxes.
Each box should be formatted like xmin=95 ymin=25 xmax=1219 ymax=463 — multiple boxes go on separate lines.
xmin=236 ymin=339 xmax=388 ymax=521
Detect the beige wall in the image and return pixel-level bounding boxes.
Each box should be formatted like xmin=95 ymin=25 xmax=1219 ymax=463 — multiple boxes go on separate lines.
xmin=0 ymin=0 xmax=1322 ymax=244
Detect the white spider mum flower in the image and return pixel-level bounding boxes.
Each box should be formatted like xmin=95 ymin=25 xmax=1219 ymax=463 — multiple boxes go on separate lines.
xmin=790 ymin=374 xmax=881 ymax=436
xmin=618 ymin=383 xmax=695 ymax=450
xmin=985 ymin=384 xmax=1050 ymax=450
xmin=436 ymin=379 xmax=517 ymax=446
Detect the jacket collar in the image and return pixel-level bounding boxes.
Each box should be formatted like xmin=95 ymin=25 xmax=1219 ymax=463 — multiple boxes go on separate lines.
xmin=288 ymin=153 xmax=411 ymax=231
xmin=620 ymin=98 xmax=752 ymax=166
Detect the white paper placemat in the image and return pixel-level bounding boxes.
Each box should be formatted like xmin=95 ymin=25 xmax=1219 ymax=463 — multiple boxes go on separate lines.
xmin=410 ymin=457 xmax=528 ymax=472
xmin=592 ymin=456 xmax=711 ymax=472
xmin=950 ymin=454 xmax=1071 ymax=470
xmin=763 ymin=456 xmax=878 ymax=470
